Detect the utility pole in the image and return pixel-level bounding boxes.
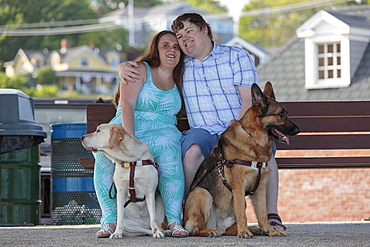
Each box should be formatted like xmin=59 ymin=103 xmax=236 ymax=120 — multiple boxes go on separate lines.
xmin=128 ymin=0 xmax=134 ymax=47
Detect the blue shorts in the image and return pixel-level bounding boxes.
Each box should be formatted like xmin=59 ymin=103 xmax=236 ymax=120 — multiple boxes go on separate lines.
xmin=181 ymin=128 xmax=218 ymax=159
xmin=272 ymin=142 xmax=277 ymax=156
xmin=181 ymin=128 xmax=277 ymax=159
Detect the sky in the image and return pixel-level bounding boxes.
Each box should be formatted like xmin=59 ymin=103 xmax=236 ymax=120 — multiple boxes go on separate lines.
xmin=219 ymin=0 xmax=250 ymax=21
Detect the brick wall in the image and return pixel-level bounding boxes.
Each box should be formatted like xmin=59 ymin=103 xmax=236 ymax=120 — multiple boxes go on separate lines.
xmin=246 ymin=168 xmax=370 ymax=223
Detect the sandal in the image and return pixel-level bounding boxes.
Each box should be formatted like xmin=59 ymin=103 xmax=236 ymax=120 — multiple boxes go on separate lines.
xmin=268 ymin=213 xmax=287 ymax=231
xmin=168 ymin=222 xmax=189 ymax=238
xmin=96 ymin=223 xmax=116 ymax=238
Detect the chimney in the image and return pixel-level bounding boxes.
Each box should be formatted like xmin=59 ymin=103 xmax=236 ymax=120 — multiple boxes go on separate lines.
xmin=60 ymin=39 xmax=70 ymax=53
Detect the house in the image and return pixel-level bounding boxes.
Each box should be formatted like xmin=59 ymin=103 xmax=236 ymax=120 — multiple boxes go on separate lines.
xmin=225 ymin=36 xmax=270 ymax=67
xmin=251 ymin=4 xmax=370 ymax=224
xmin=99 ymin=6 xmax=150 ymax=48
xmin=257 ymin=5 xmax=370 ymax=102
xmin=4 ymin=49 xmax=51 ymax=79
xmin=100 ymin=2 xmax=235 ymax=47
xmin=4 ymin=39 xmax=124 ymax=95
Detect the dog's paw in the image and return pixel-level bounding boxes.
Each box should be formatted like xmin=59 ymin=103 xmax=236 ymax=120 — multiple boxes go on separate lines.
xmin=237 ymin=231 xmax=254 ymax=239
xmin=268 ymin=230 xmax=287 ymax=237
xmin=109 ymin=233 xmax=124 ymax=239
xmin=152 ymin=231 xmax=165 ymax=239
xmin=248 ymin=226 xmax=268 ymax=236
xmin=198 ymin=229 xmax=220 ymax=238
xmin=163 ymin=230 xmax=172 ymax=237
xmin=266 ymin=230 xmax=288 ymax=237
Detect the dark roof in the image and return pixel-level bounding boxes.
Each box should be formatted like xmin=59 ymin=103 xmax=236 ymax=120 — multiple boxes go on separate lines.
xmin=57 ymin=45 xmax=123 ymax=63
xmin=328 ymin=11 xmax=370 ymax=29
xmin=329 ymin=4 xmax=370 ymax=17
xmin=257 ymin=5 xmax=370 ymax=102
xmin=257 ymin=38 xmax=307 ymax=102
xmin=23 ymin=49 xmax=51 ymax=58
xmin=327 ymin=4 xmax=370 ymax=29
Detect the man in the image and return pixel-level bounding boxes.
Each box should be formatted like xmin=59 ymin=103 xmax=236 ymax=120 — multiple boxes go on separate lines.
xmin=119 ymin=13 xmax=286 ymax=231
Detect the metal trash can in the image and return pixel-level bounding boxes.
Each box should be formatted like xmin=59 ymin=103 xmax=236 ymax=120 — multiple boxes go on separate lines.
xmin=50 ymin=123 xmax=100 ymax=225
xmin=0 ymin=89 xmax=46 ymax=225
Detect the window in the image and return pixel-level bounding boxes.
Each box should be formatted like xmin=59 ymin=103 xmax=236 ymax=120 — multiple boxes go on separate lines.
xmin=317 ymin=43 xmax=341 ymax=81
xmin=20 ymin=61 xmax=25 ymax=74
xmin=110 ymin=58 xmax=117 ymax=69
xmin=81 ymin=56 xmax=89 ymax=67
xmin=51 ymin=54 xmax=60 ymax=67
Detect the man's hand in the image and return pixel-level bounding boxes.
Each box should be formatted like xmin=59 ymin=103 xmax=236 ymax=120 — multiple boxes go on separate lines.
xmin=118 ymin=61 xmax=141 ymax=84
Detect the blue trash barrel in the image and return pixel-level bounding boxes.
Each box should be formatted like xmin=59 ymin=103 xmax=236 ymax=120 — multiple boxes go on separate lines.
xmin=50 ymin=123 xmax=100 ymax=225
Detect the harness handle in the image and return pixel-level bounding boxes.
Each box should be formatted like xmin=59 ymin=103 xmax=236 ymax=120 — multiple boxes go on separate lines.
xmin=109 ymin=182 xmax=117 ymax=199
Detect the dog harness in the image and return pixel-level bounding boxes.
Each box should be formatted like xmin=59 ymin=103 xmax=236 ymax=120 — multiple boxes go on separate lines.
xmin=109 ymin=159 xmax=158 ymax=208
xmin=213 ymin=146 xmax=267 ymax=196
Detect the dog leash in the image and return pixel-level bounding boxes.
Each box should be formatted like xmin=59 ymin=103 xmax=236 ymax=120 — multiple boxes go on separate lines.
xmin=213 ymin=146 xmax=267 ymax=196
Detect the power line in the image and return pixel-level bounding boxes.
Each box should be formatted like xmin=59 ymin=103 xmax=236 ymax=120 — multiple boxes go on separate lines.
xmin=0 ymin=0 xmax=355 ymax=36
xmin=0 ymin=18 xmax=102 ymax=29
xmin=0 ymin=22 xmax=123 ymax=36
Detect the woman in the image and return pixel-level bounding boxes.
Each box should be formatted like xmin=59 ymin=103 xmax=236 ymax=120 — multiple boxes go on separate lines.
xmin=94 ymin=30 xmax=188 ymax=238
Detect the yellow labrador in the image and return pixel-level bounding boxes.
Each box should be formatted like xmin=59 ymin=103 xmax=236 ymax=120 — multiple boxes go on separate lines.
xmin=81 ymin=123 xmax=165 ymax=239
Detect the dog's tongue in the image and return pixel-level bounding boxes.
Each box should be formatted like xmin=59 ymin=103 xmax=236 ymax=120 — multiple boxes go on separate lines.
xmin=274 ymin=129 xmax=290 ymax=145
xmin=285 ymin=136 xmax=290 ymax=145
xmin=279 ymin=133 xmax=290 ymax=145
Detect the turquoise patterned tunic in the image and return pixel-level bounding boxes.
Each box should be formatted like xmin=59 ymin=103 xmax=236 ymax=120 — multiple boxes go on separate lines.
xmin=93 ymin=62 xmax=185 ymax=226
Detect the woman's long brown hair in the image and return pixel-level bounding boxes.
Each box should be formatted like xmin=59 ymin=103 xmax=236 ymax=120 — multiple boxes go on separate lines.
xmin=113 ymin=31 xmax=185 ymax=107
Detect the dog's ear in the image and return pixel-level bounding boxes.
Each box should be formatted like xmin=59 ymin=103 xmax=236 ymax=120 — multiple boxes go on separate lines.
xmin=263 ymin=81 xmax=276 ymax=100
xmin=252 ymin=83 xmax=268 ymax=113
xmin=108 ymin=126 xmax=123 ymax=149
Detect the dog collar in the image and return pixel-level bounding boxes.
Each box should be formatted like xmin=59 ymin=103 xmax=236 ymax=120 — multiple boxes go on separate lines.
xmin=120 ymin=159 xmax=158 ymax=169
xmin=213 ymin=147 xmax=266 ymax=168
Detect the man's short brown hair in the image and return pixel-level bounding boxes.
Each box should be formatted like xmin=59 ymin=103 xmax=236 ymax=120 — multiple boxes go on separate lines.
xmin=171 ymin=13 xmax=213 ymax=40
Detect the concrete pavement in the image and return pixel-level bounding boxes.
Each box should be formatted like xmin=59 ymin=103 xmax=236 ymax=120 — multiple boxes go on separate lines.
xmin=1 ymin=221 xmax=370 ymax=247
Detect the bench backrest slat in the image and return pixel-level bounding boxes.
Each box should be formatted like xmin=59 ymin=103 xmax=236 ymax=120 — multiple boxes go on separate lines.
xmin=281 ymin=101 xmax=370 ymax=116
xmin=276 ymin=157 xmax=370 ymax=169
xmin=276 ymin=134 xmax=370 ymax=150
xmin=84 ymin=101 xmax=370 ymax=169
xmin=291 ymin=117 xmax=370 ymax=132
xmin=86 ymin=104 xmax=116 ymax=134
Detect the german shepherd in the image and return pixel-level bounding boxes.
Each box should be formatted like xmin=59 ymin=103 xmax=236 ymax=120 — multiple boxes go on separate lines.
xmin=183 ymin=82 xmax=300 ymax=238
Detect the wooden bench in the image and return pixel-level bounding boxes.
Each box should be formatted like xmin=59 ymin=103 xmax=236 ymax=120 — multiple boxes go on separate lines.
xmin=80 ymin=101 xmax=370 ymax=170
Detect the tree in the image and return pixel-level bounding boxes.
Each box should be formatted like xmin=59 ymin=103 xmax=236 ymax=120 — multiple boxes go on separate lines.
xmin=91 ymin=0 xmax=164 ymax=15
xmin=23 ymin=85 xmax=59 ymax=97
xmin=0 ymin=0 xmax=99 ymax=64
xmin=0 ymin=0 xmax=169 ymax=69
xmin=37 ymin=66 xmax=57 ymax=85
xmin=184 ymin=0 xmax=227 ymax=13
xmin=77 ymin=28 xmax=129 ymax=50
xmin=0 ymin=72 xmax=28 ymax=89
xmin=0 ymin=71 xmax=58 ymax=97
